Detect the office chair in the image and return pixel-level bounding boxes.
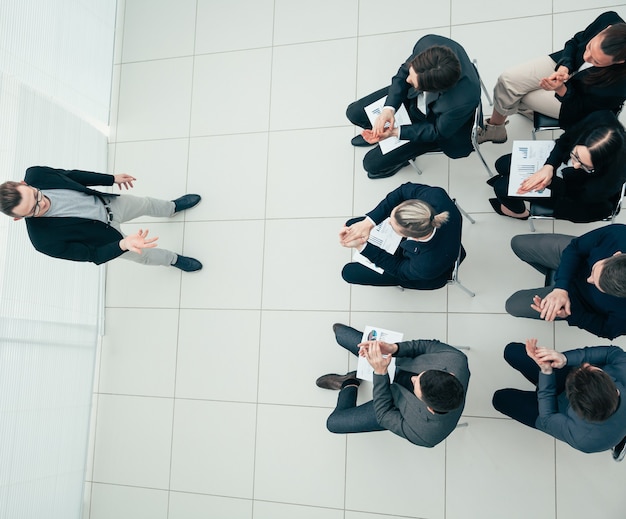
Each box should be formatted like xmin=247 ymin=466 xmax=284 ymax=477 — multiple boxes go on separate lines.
xmin=528 ymin=181 xmax=626 ymax=232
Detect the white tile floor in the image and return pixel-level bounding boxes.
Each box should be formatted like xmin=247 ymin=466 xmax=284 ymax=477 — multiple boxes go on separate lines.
xmin=85 ymin=1 xmax=626 ymax=518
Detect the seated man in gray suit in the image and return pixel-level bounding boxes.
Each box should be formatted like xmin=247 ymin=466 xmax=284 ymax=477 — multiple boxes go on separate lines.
xmin=316 ymin=324 xmax=470 ymax=447
xmin=493 ymin=340 xmax=626 ymax=459
xmin=346 ymin=34 xmax=480 ymax=179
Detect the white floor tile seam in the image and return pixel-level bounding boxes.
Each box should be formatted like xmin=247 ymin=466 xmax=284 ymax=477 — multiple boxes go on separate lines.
xmin=348 ymin=310 xmax=509 ymax=315
xmin=447 ymin=12 xmax=575 ymax=27
xmin=103 ymin=305 xmax=186 ymax=310
xmin=110 ymin=125 xmax=356 ymax=145
xmin=93 ymin=393 xmax=345 ymax=411
xmin=108 ymin=136 xmax=193 ymax=145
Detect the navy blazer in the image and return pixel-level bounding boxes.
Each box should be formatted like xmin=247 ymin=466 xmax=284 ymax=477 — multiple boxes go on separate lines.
xmin=385 ymin=34 xmax=481 ymax=159
xmin=537 ymin=346 xmax=626 ymax=453
xmin=360 ymin=183 xmax=463 ymax=288
xmin=23 ymin=166 xmax=124 ymax=265
xmin=549 ymin=11 xmax=626 ymax=128
xmin=554 ymin=224 xmax=626 ymax=339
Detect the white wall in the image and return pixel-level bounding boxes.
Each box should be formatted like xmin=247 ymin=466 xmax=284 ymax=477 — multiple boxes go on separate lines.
xmin=0 ymin=1 xmax=116 ymax=518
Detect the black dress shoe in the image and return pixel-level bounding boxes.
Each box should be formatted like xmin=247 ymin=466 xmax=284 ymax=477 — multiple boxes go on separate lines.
xmin=367 ymin=161 xmax=409 ymax=179
xmin=612 ymin=436 xmax=626 ymax=462
xmin=172 ymin=255 xmax=203 ymax=272
xmin=316 ymin=371 xmax=359 ymax=390
xmin=351 ymin=134 xmax=374 ymax=147
xmin=488 ymin=198 xmax=529 ymax=220
xmin=173 ymin=194 xmax=201 ymax=213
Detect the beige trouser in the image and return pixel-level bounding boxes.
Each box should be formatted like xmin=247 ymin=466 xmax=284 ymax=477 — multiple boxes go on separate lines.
xmin=493 ymin=55 xmax=561 ymax=119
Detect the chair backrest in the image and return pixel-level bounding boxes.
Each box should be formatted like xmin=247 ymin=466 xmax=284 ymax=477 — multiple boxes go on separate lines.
xmin=471 ymin=59 xmax=493 ymax=107
xmin=532 ymin=112 xmax=560 ymax=141
xmin=470 ymin=99 xmax=495 ymax=177
xmin=610 ymin=181 xmax=626 ymax=222
xmin=528 ymin=180 xmax=626 ymax=231
xmin=447 ymin=199 xmax=475 ymax=297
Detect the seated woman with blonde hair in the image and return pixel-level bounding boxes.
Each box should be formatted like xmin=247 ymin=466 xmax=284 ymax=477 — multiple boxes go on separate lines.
xmin=339 ymin=182 xmax=463 ymax=289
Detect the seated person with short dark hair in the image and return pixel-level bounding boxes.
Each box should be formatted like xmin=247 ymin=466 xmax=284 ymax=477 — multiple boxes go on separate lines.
xmin=493 ymin=340 xmax=626 ymax=458
xmin=346 ymin=34 xmax=480 ymax=179
xmin=316 ymin=324 xmax=470 ymax=447
xmin=488 ymin=110 xmax=626 ymax=221
xmin=339 ymin=182 xmax=463 ymax=290
xmin=506 ymin=224 xmax=626 ymax=339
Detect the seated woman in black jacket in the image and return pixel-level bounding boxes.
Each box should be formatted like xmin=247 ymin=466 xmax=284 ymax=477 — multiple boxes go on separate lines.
xmin=488 ymin=110 xmax=626 ymax=223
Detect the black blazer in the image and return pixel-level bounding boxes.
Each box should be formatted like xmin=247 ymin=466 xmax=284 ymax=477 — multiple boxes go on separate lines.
xmin=546 ymin=111 xmax=626 ymax=222
xmin=23 ymin=166 xmax=124 ymax=265
xmin=549 ymin=11 xmax=626 ymax=128
xmin=386 ymin=35 xmax=481 ymax=159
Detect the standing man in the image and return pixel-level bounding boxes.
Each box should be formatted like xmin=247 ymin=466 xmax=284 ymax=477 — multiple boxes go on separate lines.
xmin=493 ymin=340 xmax=626 ymax=458
xmin=0 ymin=165 xmax=203 ymax=271
xmin=316 ymin=324 xmax=470 ymax=447
xmin=505 ymin=225 xmax=626 ymax=339
xmin=346 ymin=34 xmax=481 ymax=179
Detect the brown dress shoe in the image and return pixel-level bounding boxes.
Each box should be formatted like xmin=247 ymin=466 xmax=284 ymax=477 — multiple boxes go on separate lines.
xmin=316 ymin=371 xmax=358 ymax=390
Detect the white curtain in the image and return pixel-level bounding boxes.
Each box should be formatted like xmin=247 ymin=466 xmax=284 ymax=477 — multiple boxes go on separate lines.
xmin=0 ymin=1 xmax=116 ymax=518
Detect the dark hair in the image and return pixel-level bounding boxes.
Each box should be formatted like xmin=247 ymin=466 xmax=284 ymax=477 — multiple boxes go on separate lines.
xmin=574 ymin=124 xmax=625 ymax=172
xmin=409 ymin=45 xmax=461 ymax=92
xmin=419 ymin=370 xmax=464 ymax=412
xmin=599 ymin=254 xmax=626 ymax=297
xmin=565 ymin=364 xmax=619 ymax=422
xmin=0 ymin=181 xmax=24 ymax=217
xmin=584 ymin=23 xmax=626 ymax=87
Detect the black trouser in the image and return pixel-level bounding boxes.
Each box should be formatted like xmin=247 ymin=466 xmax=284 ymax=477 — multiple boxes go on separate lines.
xmin=346 ymin=87 xmax=440 ymax=176
xmin=492 ymin=342 xmax=571 ymax=428
xmin=491 ymin=154 xmax=555 ymax=214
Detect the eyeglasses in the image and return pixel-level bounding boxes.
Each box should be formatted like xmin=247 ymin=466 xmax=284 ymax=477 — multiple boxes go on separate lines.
xmin=29 ymin=188 xmax=43 ymax=217
xmin=570 ymin=150 xmax=595 ymax=174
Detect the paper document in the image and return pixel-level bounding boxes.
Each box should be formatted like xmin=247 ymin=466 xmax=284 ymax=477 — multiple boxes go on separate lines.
xmin=356 ymin=326 xmax=404 ymax=382
xmin=508 ymin=140 xmax=555 ymax=197
xmin=364 ymin=96 xmax=412 ymax=154
xmin=352 ymin=218 xmax=402 ymax=274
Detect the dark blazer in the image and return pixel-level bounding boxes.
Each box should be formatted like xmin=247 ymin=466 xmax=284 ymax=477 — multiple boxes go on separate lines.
xmin=537 ymin=346 xmax=626 ymax=453
xmin=546 ymin=110 xmax=626 ymax=222
xmin=549 ymin=11 xmax=626 ymax=128
xmin=386 ymin=34 xmax=481 ymax=158
xmin=372 ymin=339 xmax=470 ymax=447
xmin=360 ymin=182 xmax=463 ymax=288
xmin=554 ymin=224 xmax=626 ymax=339
xmin=23 ymin=166 xmax=124 ymax=265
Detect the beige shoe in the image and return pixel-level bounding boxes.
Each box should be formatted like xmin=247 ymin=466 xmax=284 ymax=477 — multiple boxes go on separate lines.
xmin=477 ymin=119 xmax=508 ymax=144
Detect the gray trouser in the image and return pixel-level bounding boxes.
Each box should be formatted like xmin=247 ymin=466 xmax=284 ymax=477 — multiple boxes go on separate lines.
xmin=107 ymin=194 xmax=177 ymax=266
xmin=505 ymin=233 xmax=574 ymax=319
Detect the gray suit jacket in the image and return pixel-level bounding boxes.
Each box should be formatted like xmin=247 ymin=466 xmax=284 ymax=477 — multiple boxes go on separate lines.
xmin=372 ymin=339 xmax=470 ymax=447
